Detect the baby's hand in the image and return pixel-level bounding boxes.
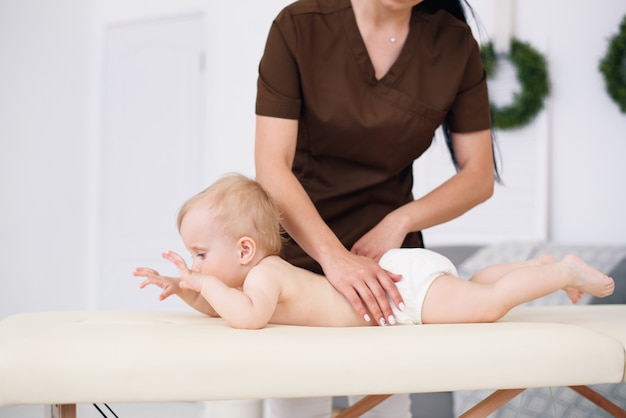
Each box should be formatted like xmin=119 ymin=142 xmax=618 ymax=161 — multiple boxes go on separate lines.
xmin=132 ymin=267 xmax=181 ymax=301
xmin=162 ymin=250 xmax=191 ymax=279
xmin=161 ymin=250 xmax=204 ymax=293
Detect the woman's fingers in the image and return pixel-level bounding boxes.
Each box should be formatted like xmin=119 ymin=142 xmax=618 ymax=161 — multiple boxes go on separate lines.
xmin=325 ymin=252 xmax=402 ymax=326
xmin=378 ymin=271 xmax=405 ymax=315
xmin=340 ymin=286 xmax=373 ymax=324
xmin=360 ymin=278 xmax=397 ymax=326
xmin=340 ymin=275 xmax=397 ymax=326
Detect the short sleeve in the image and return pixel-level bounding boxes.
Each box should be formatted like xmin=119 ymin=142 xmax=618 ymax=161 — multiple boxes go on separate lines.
xmin=256 ymin=12 xmax=302 ymax=120
xmin=445 ymin=36 xmax=492 ymax=133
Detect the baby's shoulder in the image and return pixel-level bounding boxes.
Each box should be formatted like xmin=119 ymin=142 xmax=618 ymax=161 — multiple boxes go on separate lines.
xmin=251 ymin=255 xmax=300 ymax=277
xmin=253 ymin=256 xmax=319 ymax=282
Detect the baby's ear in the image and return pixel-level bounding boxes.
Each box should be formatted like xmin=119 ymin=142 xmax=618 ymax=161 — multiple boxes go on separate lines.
xmin=237 ymin=236 xmax=257 ymax=265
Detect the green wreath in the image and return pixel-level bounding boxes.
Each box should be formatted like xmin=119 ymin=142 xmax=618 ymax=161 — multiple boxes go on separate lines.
xmin=480 ymin=38 xmax=551 ymax=130
xmin=599 ymin=14 xmax=626 ymax=114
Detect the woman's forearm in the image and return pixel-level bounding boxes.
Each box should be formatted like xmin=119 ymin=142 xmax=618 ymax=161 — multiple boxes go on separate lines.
xmin=255 ymin=115 xmax=347 ymax=266
xmin=262 ymin=167 xmax=345 ymax=264
xmin=397 ymin=163 xmax=494 ymax=233
xmin=395 ymin=129 xmax=495 ymax=233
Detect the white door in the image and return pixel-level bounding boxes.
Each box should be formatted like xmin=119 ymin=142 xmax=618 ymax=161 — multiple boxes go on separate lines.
xmin=99 ymin=14 xmax=205 ymax=310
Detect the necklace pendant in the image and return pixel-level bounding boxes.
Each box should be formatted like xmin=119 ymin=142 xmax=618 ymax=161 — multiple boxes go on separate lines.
xmin=390 ymin=37 xmax=396 ymax=43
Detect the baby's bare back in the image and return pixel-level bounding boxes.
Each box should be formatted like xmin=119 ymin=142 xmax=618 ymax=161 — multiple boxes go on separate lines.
xmin=259 ymin=256 xmax=373 ymax=327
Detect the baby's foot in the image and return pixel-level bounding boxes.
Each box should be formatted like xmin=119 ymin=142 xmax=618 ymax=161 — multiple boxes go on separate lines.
xmin=537 ymin=254 xmax=581 ymax=303
xmin=536 ymin=253 xmax=556 ymax=265
xmin=563 ymin=254 xmax=615 ymax=298
xmin=565 ymin=288 xmax=584 ymax=304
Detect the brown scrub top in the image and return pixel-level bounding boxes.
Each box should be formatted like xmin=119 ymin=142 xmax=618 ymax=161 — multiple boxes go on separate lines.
xmin=256 ymin=0 xmax=491 ymax=274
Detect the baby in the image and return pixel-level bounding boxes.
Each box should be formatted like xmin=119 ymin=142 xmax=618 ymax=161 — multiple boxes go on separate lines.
xmin=133 ymin=174 xmax=614 ymax=329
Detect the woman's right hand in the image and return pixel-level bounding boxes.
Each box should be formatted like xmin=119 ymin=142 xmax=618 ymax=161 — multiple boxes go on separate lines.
xmin=320 ymin=248 xmax=404 ymax=326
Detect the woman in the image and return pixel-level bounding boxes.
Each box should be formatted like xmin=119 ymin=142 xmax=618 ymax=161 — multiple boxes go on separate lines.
xmin=255 ymin=0 xmax=497 ymax=416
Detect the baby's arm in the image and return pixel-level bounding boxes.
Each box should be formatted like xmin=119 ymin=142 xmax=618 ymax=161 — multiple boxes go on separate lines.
xmin=132 ymin=266 xmax=218 ymax=317
xmin=164 ymin=251 xmax=281 ymax=329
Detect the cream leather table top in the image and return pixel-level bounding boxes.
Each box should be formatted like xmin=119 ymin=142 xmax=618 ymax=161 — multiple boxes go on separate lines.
xmin=0 ymin=305 xmax=624 ymax=407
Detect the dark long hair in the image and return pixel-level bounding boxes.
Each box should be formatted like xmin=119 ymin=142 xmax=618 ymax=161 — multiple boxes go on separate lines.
xmin=418 ymin=0 xmax=469 ymax=22
xmin=416 ymin=0 xmax=502 ymax=183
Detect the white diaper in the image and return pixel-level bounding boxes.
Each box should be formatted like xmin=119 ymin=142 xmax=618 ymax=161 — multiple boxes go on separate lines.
xmin=379 ymin=248 xmax=457 ymax=325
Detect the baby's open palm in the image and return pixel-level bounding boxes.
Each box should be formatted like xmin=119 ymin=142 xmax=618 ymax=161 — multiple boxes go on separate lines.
xmin=132 ymin=266 xmax=181 ymax=301
xmin=162 ymin=250 xmax=203 ymax=293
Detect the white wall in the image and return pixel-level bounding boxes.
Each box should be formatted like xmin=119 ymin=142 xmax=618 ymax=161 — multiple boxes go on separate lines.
xmin=545 ymin=1 xmax=626 ymax=243
xmin=509 ymin=0 xmax=626 ymax=244
xmin=0 ymin=0 xmax=91 ymax=315
xmin=1 ymin=0 xmax=625 ymax=318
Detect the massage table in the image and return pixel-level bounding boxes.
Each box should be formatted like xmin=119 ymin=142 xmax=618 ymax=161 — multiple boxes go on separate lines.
xmin=1 ymin=305 xmax=625 ymax=418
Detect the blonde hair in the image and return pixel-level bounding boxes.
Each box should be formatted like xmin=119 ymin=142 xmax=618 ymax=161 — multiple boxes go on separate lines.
xmin=177 ymin=173 xmax=282 ymax=256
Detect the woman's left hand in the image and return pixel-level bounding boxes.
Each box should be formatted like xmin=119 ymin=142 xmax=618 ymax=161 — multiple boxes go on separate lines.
xmin=351 ymin=212 xmax=408 ymax=262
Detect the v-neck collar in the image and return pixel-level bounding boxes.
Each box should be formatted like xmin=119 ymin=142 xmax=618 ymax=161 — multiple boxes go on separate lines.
xmin=342 ymin=1 xmax=421 ymax=85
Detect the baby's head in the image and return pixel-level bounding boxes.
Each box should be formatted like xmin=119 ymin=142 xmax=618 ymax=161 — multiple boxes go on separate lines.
xmin=178 ymin=173 xmax=282 ymax=257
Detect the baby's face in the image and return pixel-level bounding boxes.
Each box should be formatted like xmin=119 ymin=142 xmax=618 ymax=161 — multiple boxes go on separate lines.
xmin=179 ymin=206 xmax=245 ymax=287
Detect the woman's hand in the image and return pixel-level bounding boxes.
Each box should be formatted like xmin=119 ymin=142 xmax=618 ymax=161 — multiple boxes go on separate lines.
xmin=322 ymin=249 xmax=404 ymax=326
xmin=351 ymin=212 xmax=409 ymax=262
xmin=344 ymin=214 xmax=408 ymax=325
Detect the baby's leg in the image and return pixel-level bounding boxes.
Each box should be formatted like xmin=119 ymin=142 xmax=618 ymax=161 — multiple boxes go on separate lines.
xmin=470 ymin=254 xmax=583 ymax=304
xmin=422 ymin=274 xmax=509 ymax=324
xmin=469 ymin=259 xmax=541 ymax=284
xmin=422 ymin=256 xmax=614 ymax=324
